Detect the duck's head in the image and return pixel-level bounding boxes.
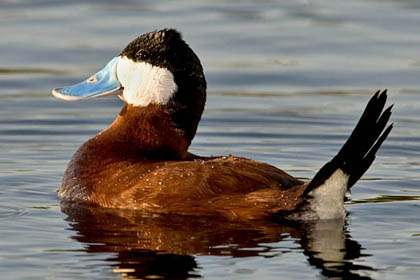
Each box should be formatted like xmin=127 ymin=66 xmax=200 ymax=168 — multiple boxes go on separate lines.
xmin=53 ymin=29 xmax=206 ymax=146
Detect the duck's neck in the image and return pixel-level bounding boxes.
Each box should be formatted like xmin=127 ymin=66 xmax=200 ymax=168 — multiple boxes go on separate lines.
xmin=88 ymin=103 xmax=191 ymax=160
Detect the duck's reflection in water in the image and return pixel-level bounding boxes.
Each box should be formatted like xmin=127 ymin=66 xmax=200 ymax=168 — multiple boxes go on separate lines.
xmin=62 ymin=205 xmax=375 ymax=279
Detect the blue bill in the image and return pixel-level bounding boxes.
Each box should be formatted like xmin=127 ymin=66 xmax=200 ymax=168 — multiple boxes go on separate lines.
xmin=52 ymin=56 xmax=122 ymax=101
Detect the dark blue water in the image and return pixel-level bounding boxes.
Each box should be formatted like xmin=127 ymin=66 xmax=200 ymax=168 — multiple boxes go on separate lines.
xmin=1 ymin=1 xmax=420 ymax=279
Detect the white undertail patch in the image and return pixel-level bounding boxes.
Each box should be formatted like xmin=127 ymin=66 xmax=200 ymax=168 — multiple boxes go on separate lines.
xmin=117 ymin=56 xmax=178 ymax=107
xmin=308 ymin=169 xmax=349 ymax=220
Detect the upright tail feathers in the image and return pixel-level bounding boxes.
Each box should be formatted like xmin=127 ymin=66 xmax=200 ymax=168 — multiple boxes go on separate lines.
xmin=304 ymin=90 xmax=393 ymax=197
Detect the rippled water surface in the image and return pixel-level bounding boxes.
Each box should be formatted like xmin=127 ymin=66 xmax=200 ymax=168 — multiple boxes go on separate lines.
xmin=1 ymin=1 xmax=420 ymax=279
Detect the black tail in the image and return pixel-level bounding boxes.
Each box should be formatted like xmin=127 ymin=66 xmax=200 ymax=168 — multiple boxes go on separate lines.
xmin=303 ymin=90 xmax=393 ymax=196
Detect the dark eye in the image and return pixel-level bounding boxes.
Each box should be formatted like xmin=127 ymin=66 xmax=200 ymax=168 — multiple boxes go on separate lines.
xmin=136 ymin=50 xmax=149 ymax=60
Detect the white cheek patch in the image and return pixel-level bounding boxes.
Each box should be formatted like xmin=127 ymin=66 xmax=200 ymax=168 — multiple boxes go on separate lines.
xmin=117 ymin=56 xmax=178 ymax=107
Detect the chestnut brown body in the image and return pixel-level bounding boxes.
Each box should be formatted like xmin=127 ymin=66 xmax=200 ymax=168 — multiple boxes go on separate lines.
xmin=61 ymin=104 xmax=305 ymax=220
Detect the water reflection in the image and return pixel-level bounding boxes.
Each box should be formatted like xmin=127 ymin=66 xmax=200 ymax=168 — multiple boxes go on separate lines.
xmin=62 ymin=205 xmax=374 ymax=279
xmin=301 ymin=220 xmax=374 ymax=279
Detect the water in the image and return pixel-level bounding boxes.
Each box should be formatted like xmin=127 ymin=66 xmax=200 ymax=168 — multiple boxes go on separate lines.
xmin=1 ymin=0 xmax=420 ymax=279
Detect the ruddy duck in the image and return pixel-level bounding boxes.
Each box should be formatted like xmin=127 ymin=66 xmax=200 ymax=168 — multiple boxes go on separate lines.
xmin=52 ymin=29 xmax=393 ymax=220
